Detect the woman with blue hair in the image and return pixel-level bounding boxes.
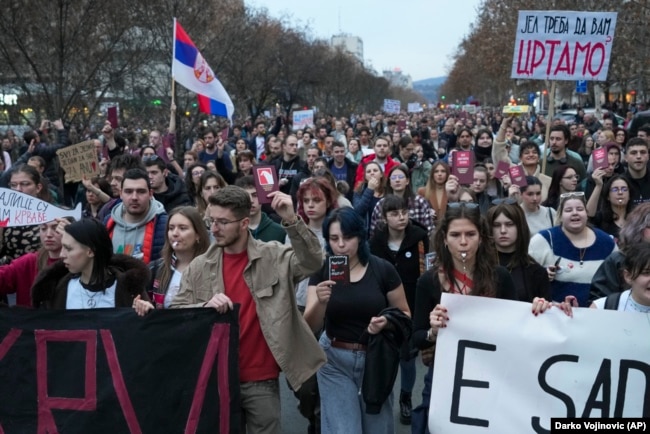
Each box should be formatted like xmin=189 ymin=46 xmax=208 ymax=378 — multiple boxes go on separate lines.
xmin=304 ymin=207 xmax=410 ymax=433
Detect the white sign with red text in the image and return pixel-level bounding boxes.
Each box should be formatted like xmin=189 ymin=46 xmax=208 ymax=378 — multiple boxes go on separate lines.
xmin=511 ymin=11 xmax=617 ymax=81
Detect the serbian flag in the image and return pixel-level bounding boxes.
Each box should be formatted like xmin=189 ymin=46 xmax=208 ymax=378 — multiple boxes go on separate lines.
xmin=172 ymin=19 xmax=234 ymax=120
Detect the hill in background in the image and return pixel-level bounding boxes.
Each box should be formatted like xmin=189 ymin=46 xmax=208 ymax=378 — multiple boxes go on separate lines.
xmin=413 ymin=76 xmax=446 ymax=103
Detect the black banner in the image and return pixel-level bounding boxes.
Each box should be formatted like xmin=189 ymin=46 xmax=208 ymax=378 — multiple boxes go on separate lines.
xmin=0 ymin=307 xmax=240 ymax=434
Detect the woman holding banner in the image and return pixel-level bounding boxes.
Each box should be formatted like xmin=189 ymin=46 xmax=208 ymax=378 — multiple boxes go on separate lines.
xmin=0 ymin=165 xmax=53 ymax=269
xmin=529 ymin=192 xmax=617 ymax=307
xmin=31 ymin=218 xmax=150 ymax=309
xmin=591 ymin=242 xmax=650 ymax=312
xmin=0 ymin=219 xmax=68 ymax=307
xmin=409 ymin=201 xmax=575 ymax=433
xmin=132 ymin=206 xmax=210 ymax=314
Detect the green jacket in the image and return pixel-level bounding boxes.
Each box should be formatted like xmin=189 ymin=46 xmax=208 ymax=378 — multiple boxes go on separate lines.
xmin=171 ymin=217 xmax=326 ymax=391
xmin=251 ymin=212 xmax=286 ymax=243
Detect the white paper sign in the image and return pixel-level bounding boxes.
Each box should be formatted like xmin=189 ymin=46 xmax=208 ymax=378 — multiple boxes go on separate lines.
xmin=292 ymin=110 xmax=314 ymax=131
xmin=430 ymin=293 xmax=650 ymax=433
xmin=383 ymin=99 xmax=401 ymax=114
xmin=511 ymin=11 xmax=617 ymax=81
xmin=0 ymin=188 xmax=82 ymax=227
xmin=407 ymin=102 xmax=422 ymax=113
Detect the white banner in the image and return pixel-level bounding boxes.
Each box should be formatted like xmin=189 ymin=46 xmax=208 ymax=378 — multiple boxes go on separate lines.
xmin=407 ymin=102 xmax=422 ymax=113
xmin=511 ymin=11 xmax=617 ymax=81
xmin=292 ymin=109 xmax=314 ymax=131
xmin=383 ymin=99 xmax=401 ymax=114
xmin=430 ymin=293 xmax=649 ymax=433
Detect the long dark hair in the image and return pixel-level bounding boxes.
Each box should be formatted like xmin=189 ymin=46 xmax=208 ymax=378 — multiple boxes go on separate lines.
xmin=64 ymin=219 xmax=113 ymax=285
xmin=600 ymin=175 xmax=632 ymax=225
xmin=184 ymin=162 xmax=207 ymax=205
xmin=486 ymin=203 xmax=534 ymax=269
xmin=433 ymin=204 xmax=497 ymax=297
xmin=542 ymin=165 xmax=573 ymax=209
xmin=386 ymin=164 xmax=414 ymax=200
xmin=10 ymin=164 xmax=53 ymax=203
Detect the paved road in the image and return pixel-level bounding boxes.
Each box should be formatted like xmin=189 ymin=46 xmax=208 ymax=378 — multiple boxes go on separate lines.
xmin=279 ymin=360 xmax=429 ymax=434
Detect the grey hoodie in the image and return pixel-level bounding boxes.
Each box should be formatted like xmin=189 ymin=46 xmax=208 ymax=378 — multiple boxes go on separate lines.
xmin=109 ymin=199 xmax=166 ymax=259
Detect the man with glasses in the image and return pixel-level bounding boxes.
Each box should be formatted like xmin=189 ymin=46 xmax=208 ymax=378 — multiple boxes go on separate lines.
xmin=171 ymin=186 xmax=325 ymax=434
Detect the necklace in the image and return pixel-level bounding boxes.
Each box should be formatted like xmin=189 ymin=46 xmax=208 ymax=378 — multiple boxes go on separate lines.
xmin=578 ymin=247 xmax=586 ymax=267
xmin=452 ymin=269 xmax=473 ymax=295
xmin=85 ymin=290 xmax=100 ymax=308
xmin=350 ymin=261 xmax=360 ymax=271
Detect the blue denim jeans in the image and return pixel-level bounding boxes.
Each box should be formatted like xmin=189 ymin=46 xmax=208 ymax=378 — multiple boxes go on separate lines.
xmin=400 ymin=357 xmax=416 ymax=393
xmin=411 ymin=363 xmax=433 ymax=434
xmin=317 ymin=333 xmax=394 ymax=434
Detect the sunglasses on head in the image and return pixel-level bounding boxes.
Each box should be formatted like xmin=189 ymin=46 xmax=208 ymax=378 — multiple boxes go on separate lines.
xmin=448 ymin=202 xmax=479 ymax=210
xmin=491 ymin=197 xmax=518 ymax=206
xmin=559 ymin=191 xmax=585 ymax=200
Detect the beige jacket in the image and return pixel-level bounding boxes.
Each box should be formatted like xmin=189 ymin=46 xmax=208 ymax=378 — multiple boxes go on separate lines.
xmin=170 ymin=218 xmax=326 ymax=391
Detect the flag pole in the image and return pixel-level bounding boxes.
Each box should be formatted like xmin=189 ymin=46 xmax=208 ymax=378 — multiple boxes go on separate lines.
xmin=541 ymin=80 xmax=557 ymax=176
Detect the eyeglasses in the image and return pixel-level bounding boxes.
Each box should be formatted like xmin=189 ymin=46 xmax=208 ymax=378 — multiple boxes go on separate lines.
xmin=390 ymin=174 xmax=406 ymax=180
xmin=559 ymin=191 xmax=585 ymax=200
xmin=448 ymin=202 xmax=479 ymax=210
xmin=205 ymin=217 xmax=245 ymax=229
xmin=386 ymin=210 xmax=409 ymax=218
xmin=491 ymin=198 xmax=518 ymax=206
xmin=610 ymin=186 xmax=629 ymax=193
xmin=562 ymin=175 xmax=579 ymax=180
xmin=192 ymin=170 xmax=205 ymax=177
xmin=142 ymin=154 xmax=159 ymax=162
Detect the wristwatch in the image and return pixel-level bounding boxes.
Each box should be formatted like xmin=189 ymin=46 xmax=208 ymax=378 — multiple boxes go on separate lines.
xmin=426 ymin=328 xmax=436 ymax=342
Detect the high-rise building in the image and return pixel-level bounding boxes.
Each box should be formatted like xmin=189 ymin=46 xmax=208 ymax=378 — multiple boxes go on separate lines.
xmin=331 ymin=34 xmax=363 ymax=64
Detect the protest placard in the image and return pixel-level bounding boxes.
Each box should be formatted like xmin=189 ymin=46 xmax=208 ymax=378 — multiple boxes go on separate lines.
xmin=408 ymin=103 xmax=423 ymax=113
xmin=429 ymin=294 xmax=650 ymax=433
xmin=511 ymin=11 xmax=618 ymax=81
xmin=383 ymin=99 xmax=401 ymax=114
xmin=292 ymin=110 xmax=314 ymax=131
xmin=0 ymin=308 xmax=240 ymax=433
xmin=56 ymin=140 xmax=100 ymax=183
xmin=0 ymin=187 xmax=82 ymax=227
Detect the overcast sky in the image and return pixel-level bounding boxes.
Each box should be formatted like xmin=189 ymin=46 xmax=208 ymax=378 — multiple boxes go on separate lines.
xmin=246 ymin=0 xmax=482 ymax=82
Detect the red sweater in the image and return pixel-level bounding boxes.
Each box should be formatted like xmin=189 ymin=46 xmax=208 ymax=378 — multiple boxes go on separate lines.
xmin=354 ymin=153 xmax=400 ymax=189
xmin=0 ymin=252 xmax=59 ymax=307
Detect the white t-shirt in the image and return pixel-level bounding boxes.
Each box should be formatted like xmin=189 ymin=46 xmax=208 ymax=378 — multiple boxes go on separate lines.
xmin=593 ymin=289 xmax=650 ymax=313
xmin=522 ymin=205 xmax=556 ymax=238
xmin=164 ymin=269 xmax=183 ymax=308
xmin=66 ymin=278 xmax=117 ymax=309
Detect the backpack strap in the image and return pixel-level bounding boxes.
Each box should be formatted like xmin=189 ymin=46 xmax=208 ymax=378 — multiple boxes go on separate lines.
xmin=604 ymin=292 xmax=623 ymax=310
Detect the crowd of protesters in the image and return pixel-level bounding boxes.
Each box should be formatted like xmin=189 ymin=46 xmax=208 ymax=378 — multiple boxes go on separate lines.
xmin=1 ymin=102 xmax=649 ymax=433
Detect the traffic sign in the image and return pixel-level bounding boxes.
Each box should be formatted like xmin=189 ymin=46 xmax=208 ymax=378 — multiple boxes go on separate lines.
xmin=576 ymin=80 xmax=587 ymax=94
